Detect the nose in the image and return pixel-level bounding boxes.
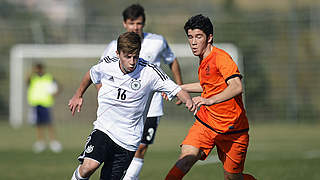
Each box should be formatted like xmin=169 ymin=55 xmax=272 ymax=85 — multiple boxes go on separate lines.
xmin=129 ymin=57 xmax=136 ymax=65
xmin=191 ymin=38 xmax=196 ymax=45
xmin=133 ymin=24 xmax=139 ymax=30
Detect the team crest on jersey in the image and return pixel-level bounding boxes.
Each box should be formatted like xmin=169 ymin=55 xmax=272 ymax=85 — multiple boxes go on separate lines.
xmin=85 ymin=145 xmax=94 ymax=153
xmin=130 ymin=79 xmax=141 ymax=90
xmin=205 ymin=65 xmax=210 ymax=75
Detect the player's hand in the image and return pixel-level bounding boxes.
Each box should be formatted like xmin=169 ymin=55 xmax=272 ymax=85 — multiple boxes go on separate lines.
xmin=175 ymin=97 xmax=183 ymax=105
xmin=161 ymin=92 xmax=169 ymax=101
xmin=192 ymin=96 xmax=212 ymax=107
xmin=185 ymin=99 xmax=197 ymax=113
xmin=68 ymin=95 xmax=83 ymax=116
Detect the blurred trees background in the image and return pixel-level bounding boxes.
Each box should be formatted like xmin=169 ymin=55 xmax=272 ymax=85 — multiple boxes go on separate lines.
xmin=1 ymin=0 xmax=319 ymax=123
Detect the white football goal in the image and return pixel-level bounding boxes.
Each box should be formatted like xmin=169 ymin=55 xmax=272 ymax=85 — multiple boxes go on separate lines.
xmin=9 ymin=43 xmax=242 ymax=128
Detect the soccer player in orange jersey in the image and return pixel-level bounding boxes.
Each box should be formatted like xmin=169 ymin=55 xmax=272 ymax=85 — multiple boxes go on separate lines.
xmin=165 ymin=14 xmax=256 ymax=180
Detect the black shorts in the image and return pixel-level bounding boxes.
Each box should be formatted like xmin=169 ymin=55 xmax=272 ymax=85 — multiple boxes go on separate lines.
xmin=78 ymin=129 xmax=135 ymax=180
xmin=141 ymin=116 xmax=160 ymax=145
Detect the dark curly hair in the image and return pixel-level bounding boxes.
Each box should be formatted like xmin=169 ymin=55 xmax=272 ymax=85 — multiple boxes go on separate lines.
xmin=184 ymin=14 xmax=214 ymax=43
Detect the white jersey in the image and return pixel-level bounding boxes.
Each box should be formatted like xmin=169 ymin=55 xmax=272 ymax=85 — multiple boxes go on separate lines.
xmin=100 ymin=32 xmax=176 ymax=117
xmin=90 ymin=57 xmax=181 ymax=151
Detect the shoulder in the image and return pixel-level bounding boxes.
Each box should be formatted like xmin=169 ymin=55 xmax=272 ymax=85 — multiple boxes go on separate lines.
xmin=139 ymin=58 xmax=168 ymax=81
xmin=98 ymin=56 xmax=119 ymax=64
xmin=109 ymin=40 xmax=117 ymax=46
xmin=43 ymin=73 xmax=53 ymax=79
xmin=214 ymin=46 xmax=233 ymax=61
xmin=144 ymin=32 xmax=166 ymax=42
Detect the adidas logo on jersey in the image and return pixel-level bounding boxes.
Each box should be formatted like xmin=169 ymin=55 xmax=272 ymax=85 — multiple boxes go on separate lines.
xmin=108 ymin=76 xmax=114 ymax=82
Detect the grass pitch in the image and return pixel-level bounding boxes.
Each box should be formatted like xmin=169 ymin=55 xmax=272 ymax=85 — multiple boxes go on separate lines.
xmin=1 ymin=119 xmax=320 ymax=180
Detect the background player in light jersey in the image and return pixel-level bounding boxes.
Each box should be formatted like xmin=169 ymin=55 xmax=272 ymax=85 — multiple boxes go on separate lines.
xmin=165 ymin=15 xmax=256 ymax=180
xmin=68 ymin=32 xmax=195 ymax=180
xmin=98 ymin=4 xmax=184 ymax=180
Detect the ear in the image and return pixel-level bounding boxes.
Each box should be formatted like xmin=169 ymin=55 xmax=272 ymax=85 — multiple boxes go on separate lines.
xmin=116 ymin=50 xmax=120 ymax=58
xmin=207 ymin=34 xmax=213 ymax=44
xmin=122 ymin=21 xmax=127 ymax=29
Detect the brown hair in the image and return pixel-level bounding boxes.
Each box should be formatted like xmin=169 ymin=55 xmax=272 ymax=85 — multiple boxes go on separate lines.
xmin=117 ymin=32 xmax=141 ymax=55
xmin=122 ymin=4 xmax=145 ymax=24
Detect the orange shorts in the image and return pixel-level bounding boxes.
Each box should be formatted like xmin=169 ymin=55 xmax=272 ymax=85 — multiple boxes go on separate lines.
xmin=181 ymin=120 xmax=249 ymax=173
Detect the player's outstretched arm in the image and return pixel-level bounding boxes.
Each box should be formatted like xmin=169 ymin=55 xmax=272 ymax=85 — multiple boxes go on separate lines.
xmin=176 ymin=89 xmax=196 ymax=112
xmin=161 ymin=82 xmax=203 ymax=101
xmin=181 ymin=82 xmax=203 ymax=93
xmin=68 ymin=71 xmax=93 ymax=116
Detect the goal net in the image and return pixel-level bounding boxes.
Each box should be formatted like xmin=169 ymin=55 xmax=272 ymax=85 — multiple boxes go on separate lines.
xmin=9 ymin=43 xmax=242 ymax=128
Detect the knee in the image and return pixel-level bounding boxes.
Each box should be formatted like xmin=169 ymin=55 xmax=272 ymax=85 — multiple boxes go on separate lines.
xmin=175 ymin=153 xmax=200 ymax=173
xmin=79 ymin=160 xmax=100 ymax=177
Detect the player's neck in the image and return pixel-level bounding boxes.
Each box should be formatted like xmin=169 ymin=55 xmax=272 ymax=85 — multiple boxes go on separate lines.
xmin=199 ymin=44 xmax=213 ymax=62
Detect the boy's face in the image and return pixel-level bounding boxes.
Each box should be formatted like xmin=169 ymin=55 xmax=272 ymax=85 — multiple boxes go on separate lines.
xmin=123 ymin=16 xmax=144 ymax=38
xmin=117 ymin=50 xmax=139 ymax=74
xmin=186 ymin=29 xmax=213 ymax=57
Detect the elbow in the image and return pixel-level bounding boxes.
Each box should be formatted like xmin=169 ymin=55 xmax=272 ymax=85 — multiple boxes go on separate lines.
xmin=232 ymin=80 xmax=243 ymax=95
xmin=236 ymin=83 xmax=243 ymax=95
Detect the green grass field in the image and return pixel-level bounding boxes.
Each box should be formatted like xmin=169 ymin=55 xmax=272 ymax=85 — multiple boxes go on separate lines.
xmin=1 ymin=119 xmax=320 ymax=180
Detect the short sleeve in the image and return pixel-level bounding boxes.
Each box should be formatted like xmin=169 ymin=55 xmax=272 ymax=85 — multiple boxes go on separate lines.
xmin=90 ymin=63 xmax=103 ymax=84
xmin=160 ymin=38 xmax=176 ymax=64
xmin=150 ymin=65 xmax=181 ymax=100
xmin=216 ymin=54 xmax=242 ymax=83
xmin=99 ymin=40 xmax=117 ymax=62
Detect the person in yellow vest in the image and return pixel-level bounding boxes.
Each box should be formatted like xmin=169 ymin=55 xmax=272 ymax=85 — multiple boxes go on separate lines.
xmin=27 ymin=63 xmax=62 ymax=153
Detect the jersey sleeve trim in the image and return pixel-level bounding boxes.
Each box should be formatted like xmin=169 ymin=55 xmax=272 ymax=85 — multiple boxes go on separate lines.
xmin=167 ymin=86 xmax=182 ymax=101
xmin=89 ymin=68 xmax=100 ymax=84
xmin=225 ymin=74 xmax=242 ymax=84
xmin=148 ymin=64 xmax=168 ymax=81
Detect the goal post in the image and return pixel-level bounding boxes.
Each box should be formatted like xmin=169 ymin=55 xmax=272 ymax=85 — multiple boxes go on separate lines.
xmin=9 ymin=43 xmax=242 ymax=128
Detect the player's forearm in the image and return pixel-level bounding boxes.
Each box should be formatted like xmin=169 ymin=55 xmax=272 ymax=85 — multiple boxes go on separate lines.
xmin=74 ymin=71 xmax=93 ymax=97
xmin=176 ymin=89 xmax=191 ymax=103
xmin=170 ymin=59 xmax=183 ymax=85
xmin=208 ymin=78 xmax=243 ymax=105
xmin=181 ymin=82 xmax=203 ymax=93
xmin=176 ymin=90 xmax=196 ymax=112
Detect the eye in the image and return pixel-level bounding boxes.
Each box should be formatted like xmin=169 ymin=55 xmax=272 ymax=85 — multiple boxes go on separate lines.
xmin=196 ymin=35 xmax=202 ymax=39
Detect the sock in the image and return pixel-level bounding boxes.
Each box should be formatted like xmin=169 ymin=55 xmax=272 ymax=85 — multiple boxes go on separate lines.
xmin=71 ymin=166 xmax=89 ymax=180
xmin=123 ymin=157 xmax=144 ymax=180
xmin=243 ymin=173 xmax=257 ymax=180
xmin=165 ymin=165 xmax=185 ymax=180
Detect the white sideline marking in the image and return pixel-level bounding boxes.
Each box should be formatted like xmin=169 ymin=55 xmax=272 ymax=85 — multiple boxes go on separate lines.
xmin=195 ymin=150 xmax=320 ymax=166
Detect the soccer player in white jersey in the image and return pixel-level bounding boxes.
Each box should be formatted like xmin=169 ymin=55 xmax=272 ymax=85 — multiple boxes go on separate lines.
xmin=68 ymin=32 xmax=195 ymax=180
xmin=98 ymin=4 xmax=184 ymax=179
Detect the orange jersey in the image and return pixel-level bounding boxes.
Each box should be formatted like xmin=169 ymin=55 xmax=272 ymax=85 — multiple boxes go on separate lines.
xmin=195 ymin=46 xmax=249 ymax=133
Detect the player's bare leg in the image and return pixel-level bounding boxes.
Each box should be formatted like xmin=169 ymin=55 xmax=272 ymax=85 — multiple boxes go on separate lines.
xmin=224 ymin=171 xmax=244 ymax=180
xmin=47 ymin=124 xmax=62 ymax=153
xmin=135 ymin=143 xmax=148 ymax=159
xmin=165 ymin=145 xmax=202 ymax=179
xmin=33 ymin=126 xmax=46 ymax=153
xmin=123 ymin=144 xmax=147 ymax=180
xmin=71 ymin=158 xmax=100 ymax=180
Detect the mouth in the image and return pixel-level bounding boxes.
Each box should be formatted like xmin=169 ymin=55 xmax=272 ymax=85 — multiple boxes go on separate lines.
xmin=192 ymin=48 xmax=197 ymax=53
